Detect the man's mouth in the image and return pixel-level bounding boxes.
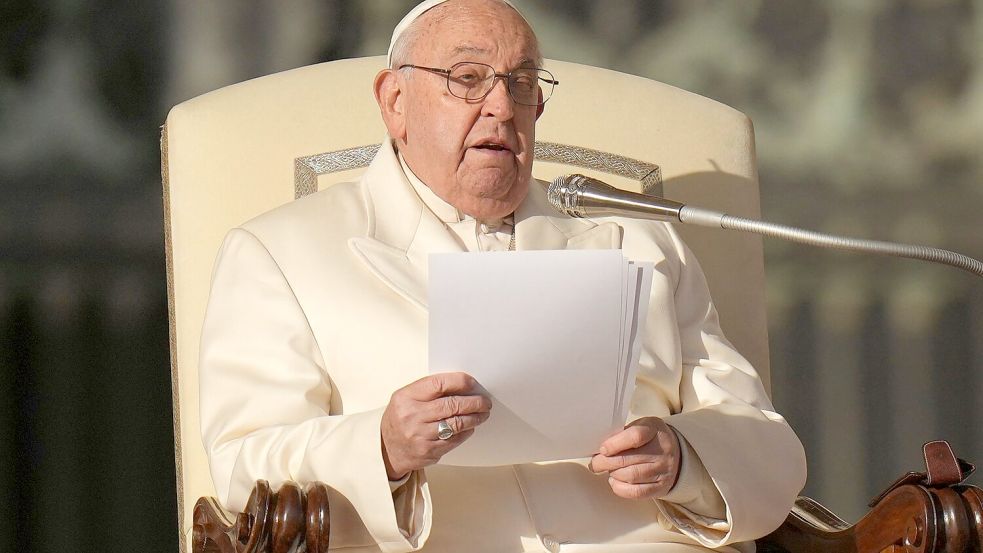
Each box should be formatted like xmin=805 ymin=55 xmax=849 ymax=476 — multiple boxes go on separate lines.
xmin=472 ymin=142 xmax=512 ymax=153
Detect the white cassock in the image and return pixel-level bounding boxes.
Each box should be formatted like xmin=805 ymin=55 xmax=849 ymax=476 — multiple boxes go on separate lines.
xmin=198 ymin=139 xmax=806 ymax=553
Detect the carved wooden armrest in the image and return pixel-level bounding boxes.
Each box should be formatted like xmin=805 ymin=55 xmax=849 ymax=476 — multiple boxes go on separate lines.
xmin=192 ymin=441 xmax=981 ymax=553
xmin=757 ymin=440 xmax=982 ymax=553
xmin=192 ymin=480 xmax=330 ymax=553
xmin=757 ymin=485 xmax=983 ymax=552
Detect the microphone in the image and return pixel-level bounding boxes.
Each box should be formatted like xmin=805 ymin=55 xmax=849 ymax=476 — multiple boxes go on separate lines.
xmin=547 ymin=174 xmax=983 ymax=278
xmin=547 ymin=173 xmax=733 ymax=228
xmin=548 ymin=174 xmax=686 ymax=222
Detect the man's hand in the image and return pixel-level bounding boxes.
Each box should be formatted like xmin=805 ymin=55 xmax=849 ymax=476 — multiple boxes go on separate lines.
xmin=589 ymin=417 xmax=681 ymax=500
xmin=381 ymin=372 xmax=492 ymax=480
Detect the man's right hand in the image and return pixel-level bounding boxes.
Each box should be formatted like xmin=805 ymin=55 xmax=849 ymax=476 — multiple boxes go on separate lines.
xmin=381 ymin=372 xmax=492 ymax=480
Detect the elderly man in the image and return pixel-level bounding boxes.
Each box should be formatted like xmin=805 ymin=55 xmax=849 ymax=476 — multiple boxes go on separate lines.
xmin=198 ymin=0 xmax=807 ymax=552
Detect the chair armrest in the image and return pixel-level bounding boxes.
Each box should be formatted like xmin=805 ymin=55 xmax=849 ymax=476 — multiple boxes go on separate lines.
xmin=192 ymin=480 xmax=330 ymax=553
xmin=756 ymin=485 xmax=979 ymax=552
xmin=191 ymin=442 xmax=983 ymax=553
xmin=758 ymin=440 xmax=983 ymax=553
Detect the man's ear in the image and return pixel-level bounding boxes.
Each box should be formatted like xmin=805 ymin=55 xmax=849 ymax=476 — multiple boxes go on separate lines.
xmin=536 ymin=88 xmax=545 ymax=120
xmin=374 ymin=69 xmax=407 ymax=140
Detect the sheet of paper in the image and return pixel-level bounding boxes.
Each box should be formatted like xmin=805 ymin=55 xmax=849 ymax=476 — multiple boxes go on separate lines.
xmin=614 ymin=263 xmax=637 ymax=423
xmin=616 ymin=262 xmax=653 ymax=424
xmin=429 ymin=249 xmax=652 ymax=466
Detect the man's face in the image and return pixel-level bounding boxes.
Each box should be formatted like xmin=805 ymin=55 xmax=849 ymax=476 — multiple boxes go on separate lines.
xmin=391 ymin=1 xmax=541 ymax=220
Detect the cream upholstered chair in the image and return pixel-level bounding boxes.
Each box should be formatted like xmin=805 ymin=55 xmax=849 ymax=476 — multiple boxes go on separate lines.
xmin=163 ymin=56 xmax=769 ymax=551
xmin=163 ymin=56 xmax=979 ymax=552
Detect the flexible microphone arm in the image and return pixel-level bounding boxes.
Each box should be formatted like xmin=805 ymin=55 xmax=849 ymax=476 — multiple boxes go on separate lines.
xmin=548 ymin=174 xmax=983 ymax=279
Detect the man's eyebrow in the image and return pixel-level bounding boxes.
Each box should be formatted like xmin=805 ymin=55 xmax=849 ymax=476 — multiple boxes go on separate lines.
xmin=451 ymin=45 xmax=490 ymax=57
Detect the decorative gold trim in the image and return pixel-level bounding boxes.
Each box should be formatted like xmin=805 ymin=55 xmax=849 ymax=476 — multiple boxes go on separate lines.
xmin=534 ymin=142 xmax=663 ymax=196
xmin=295 ymin=145 xmax=381 ymax=199
xmin=293 ymin=142 xmax=662 ymax=198
xmin=161 ymin=121 xmax=187 ymax=553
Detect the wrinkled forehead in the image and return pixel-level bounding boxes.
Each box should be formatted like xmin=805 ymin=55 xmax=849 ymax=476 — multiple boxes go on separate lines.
xmin=388 ymin=0 xmax=538 ymax=65
xmin=434 ymin=25 xmax=540 ymax=67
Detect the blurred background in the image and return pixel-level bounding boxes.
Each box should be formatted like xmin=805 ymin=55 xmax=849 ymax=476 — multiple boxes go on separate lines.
xmin=1 ymin=0 xmax=980 ymax=551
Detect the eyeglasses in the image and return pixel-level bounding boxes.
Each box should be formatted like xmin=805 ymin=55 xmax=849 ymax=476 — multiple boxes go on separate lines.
xmin=399 ymin=61 xmax=558 ymax=106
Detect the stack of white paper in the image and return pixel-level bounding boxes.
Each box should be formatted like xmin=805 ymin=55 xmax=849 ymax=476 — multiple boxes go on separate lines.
xmin=429 ymin=249 xmax=653 ymax=466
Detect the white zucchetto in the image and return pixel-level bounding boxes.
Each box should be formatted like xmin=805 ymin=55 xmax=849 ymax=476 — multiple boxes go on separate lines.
xmin=387 ymin=0 xmax=528 ymax=66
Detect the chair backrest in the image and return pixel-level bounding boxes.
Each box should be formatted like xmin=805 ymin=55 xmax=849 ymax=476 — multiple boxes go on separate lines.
xmin=162 ymin=55 xmax=768 ymax=552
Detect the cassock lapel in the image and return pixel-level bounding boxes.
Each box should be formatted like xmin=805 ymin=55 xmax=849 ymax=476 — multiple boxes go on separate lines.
xmin=348 ymin=142 xmax=464 ymax=312
xmin=349 ymin=143 xmax=624 ymax=311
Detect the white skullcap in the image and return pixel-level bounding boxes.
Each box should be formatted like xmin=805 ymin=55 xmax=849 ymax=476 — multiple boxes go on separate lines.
xmin=387 ymin=0 xmax=528 ymax=67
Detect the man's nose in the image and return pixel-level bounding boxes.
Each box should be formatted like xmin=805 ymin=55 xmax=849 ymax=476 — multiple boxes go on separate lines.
xmin=481 ymin=76 xmax=515 ymax=120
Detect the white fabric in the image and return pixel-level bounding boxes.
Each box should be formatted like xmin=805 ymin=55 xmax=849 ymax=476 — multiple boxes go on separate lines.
xmin=387 ymin=0 xmax=526 ymax=66
xmin=198 ymin=141 xmax=806 ymax=552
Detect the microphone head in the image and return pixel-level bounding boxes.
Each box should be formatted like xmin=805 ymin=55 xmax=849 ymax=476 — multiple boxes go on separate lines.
xmin=548 ymin=174 xmax=591 ymax=217
xmin=548 ymin=174 xmax=686 ymax=223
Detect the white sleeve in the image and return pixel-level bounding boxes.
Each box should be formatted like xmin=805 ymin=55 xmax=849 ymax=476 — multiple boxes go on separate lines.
xmin=630 ymin=223 xmax=806 ymax=547
xmin=199 ymin=228 xmax=431 ymax=552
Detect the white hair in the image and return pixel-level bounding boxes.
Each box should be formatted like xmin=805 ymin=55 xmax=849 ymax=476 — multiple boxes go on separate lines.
xmin=390 ymin=13 xmax=430 ymax=70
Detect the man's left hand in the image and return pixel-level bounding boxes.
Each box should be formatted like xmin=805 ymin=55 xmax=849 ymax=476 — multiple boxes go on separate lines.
xmin=589 ymin=417 xmax=681 ymax=500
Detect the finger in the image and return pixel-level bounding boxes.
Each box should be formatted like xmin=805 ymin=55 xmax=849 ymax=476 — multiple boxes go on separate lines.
xmin=430 ymin=428 xmax=476 ymax=458
xmin=589 ymin=451 xmax=654 ymax=473
xmin=431 ymin=412 xmax=490 ymax=439
xmin=608 ymin=461 xmax=674 ymax=485
xmin=600 ymin=422 xmax=657 ymax=456
xmin=608 ymin=477 xmax=670 ymax=500
xmin=406 ymin=372 xmax=480 ymax=401
xmin=405 ymin=426 xmax=475 ymax=462
xmin=429 ymin=394 xmax=493 ymax=421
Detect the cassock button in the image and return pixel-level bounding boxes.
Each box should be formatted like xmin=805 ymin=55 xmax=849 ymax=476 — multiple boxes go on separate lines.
xmin=541 ymin=534 xmax=561 ymax=553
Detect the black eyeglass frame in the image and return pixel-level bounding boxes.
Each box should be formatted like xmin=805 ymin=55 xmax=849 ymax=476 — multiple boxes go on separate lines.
xmin=398 ymin=61 xmax=559 ymax=106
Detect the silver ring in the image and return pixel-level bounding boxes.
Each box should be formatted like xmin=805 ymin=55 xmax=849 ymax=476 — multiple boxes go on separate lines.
xmin=436 ymin=419 xmax=455 ymax=440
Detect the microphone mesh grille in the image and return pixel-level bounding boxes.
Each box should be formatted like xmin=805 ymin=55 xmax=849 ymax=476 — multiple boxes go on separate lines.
xmin=547 ymin=176 xmax=566 ymax=213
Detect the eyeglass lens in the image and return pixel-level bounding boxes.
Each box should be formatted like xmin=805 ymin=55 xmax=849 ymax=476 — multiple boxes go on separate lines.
xmin=447 ymin=63 xmax=554 ymax=106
